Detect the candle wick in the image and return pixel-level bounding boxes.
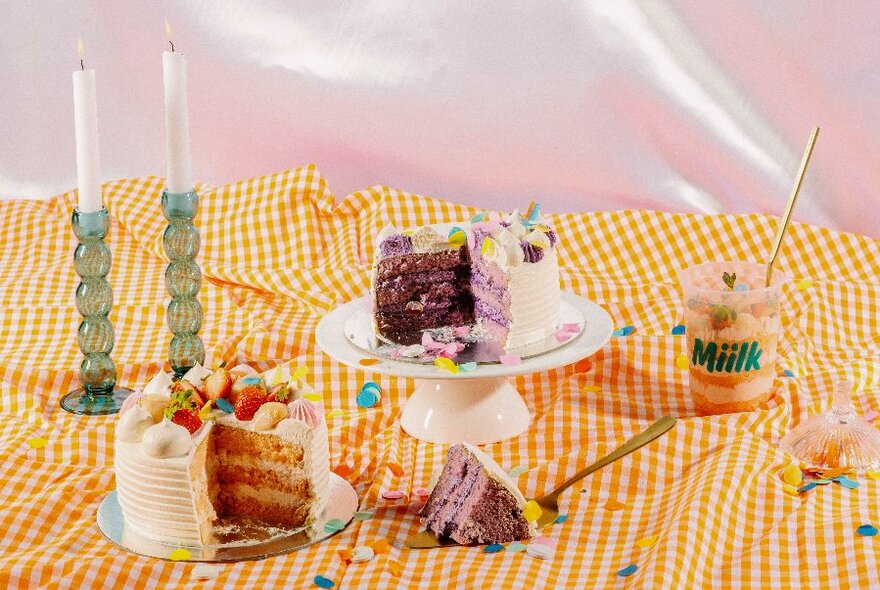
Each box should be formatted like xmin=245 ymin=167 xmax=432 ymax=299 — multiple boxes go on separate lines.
xmin=169 ymin=40 xmax=174 ymax=52
xmin=80 ymin=59 xmax=84 ymax=70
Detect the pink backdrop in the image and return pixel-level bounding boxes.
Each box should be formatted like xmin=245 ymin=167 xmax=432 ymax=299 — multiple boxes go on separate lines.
xmin=1 ymin=1 xmax=877 ymax=237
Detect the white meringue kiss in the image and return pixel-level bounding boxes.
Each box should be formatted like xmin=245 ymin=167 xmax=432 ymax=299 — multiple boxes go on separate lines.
xmin=116 ymin=405 xmax=155 ymax=443
xmin=143 ymin=371 xmax=174 ymax=396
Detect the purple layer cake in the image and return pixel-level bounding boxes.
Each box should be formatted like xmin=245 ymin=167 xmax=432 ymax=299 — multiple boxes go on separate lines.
xmin=421 ymin=443 xmax=535 ymax=544
xmin=371 ymin=205 xmax=561 ymax=348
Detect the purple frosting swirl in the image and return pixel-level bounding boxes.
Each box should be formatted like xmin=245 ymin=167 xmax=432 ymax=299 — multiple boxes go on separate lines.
xmin=546 ymin=230 xmax=557 ymax=247
xmin=520 ymin=242 xmax=544 ymax=263
xmin=380 ymin=234 xmax=413 ymax=257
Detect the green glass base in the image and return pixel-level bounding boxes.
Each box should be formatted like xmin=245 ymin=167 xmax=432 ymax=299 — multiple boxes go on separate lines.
xmin=60 ymin=387 xmax=133 ymax=416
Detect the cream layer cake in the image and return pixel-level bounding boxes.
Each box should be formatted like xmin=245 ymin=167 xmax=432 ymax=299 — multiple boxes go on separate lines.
xmin=421 ymin=443 xmax=536 ymax=545
xmin=371 ymin=204 xmax=561 ymax=349
xmin=114 ymin=364 xmax=329 ymax=546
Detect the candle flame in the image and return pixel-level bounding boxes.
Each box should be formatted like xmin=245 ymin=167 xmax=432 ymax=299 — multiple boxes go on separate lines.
xmin=165 ymin=18 xmax=173 ymax=40
xmin=77 ymin=37 xmax=85 ymax=60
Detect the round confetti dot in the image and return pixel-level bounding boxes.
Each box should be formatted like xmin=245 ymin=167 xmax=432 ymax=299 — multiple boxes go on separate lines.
xmin=483 ymin=544 xmax=504 ymax=553
xmin=168 ymin=548 xmax=191 ymax=561
xmin=604 ymin=500 xmax=628 ymax=511
xmin=582 ymin=384 xmax=602 ymax=393
xmin=554 ymin=514 xmax=569 ymax=524
xmin=506 ymin=542 xmax=527 ymax=553
xmin=526 ymin=543 xmax=552 ymax=559
xmin=356 ymin=390 xmax=379 ymax=409
xmin=324 ymin=518 xmax=346 ymax=533
xmin=333 ymin=465 xmax=354 ymax=478
xmin=358 ymin=358 xmax=380 ymax=367
xmin=191 ymin=564 xmax=222 ymax=580
xmin=522 ymin=500 xmax=542 ymax=522
xmin=733 ymin=283 xmax=748 ymax=292
xmin=499 ymin=354 xmax=522 ymax=366
xmin=413 ymin=487 xmax=431 ymax=498
xmin=350 ymin=546 xmax=375 ymax=563
xmin=215 ymin=398 xmax=234 ymax=413
xmin=794 ymin=279 xmax=813 ymax=291
xmin=674 ymin=354 xmax=689 ymax=370
xmin=382 ymin=490 xmax=405 ymax=500
xmin=617 ymin=564 xmax=638 ymax=577
xmin=434 ymin=357 xmax=459 ymax=373
xmin=834 ymin=476 xmax=859 ymax=489
xmin=863 ymin=410 xmax=879 ymax=422
xmin=533 ymin=536 xmax=556 ymax=547
xmin=671 ymin=324 xmax=686 ymax=335
xmin=574 ymin=358 xmax=593 ymax=373
xmin=783 ymin=369 xmax=795 ymax=378
xmin=857 ymin=524 xmax=878 ymax=537
xmin=458 ymin=362 xmax=478 ymax=373
xmin=27 ymin=437 xmax=48 ymax=449
xmin=313 ymin=575 xmax=335 ymax=588
xmin=782 ymin=464 xmax=803 ymax=486
xmin=361 ymin=382 xmax=381 ymax=395
xmin=353 ymin=511 xmax=374 ymax=521
xmin=782 ymin=484 xmax=799 ymax=496
xmin=635 ymin=535 xmax=658 ymax=549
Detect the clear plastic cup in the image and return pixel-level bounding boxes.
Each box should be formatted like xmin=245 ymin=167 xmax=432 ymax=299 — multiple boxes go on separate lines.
xmin=679 ymin=261 xmax=786 ymax=415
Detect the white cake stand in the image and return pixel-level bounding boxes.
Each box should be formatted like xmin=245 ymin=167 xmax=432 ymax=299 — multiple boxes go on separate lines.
xmin=315 ymin=291 xmax=613 ymax=445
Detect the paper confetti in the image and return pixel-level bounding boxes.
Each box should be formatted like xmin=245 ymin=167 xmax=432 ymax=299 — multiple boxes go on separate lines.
xmin=635 ymin=535 xmax=658 ymax=549
xmin=358 ymin=358 xmax=380 ymax=367
xmin=499 ymin=354 xmax=522 ymax=366
xmin=526 ymin=543 xmax=552 ymax=559
xmin=574 ymin=358 xmax=592 ymax=373
xmin=313 ymin=575 xmax=335 ymax=588
xmin=508 ymin=465 xmax=528 ymax=478
xmin=458 ymin=362 xmax=478 ymax=373
xmin=867 ymin=470 xmax=880 ymax=480
xmin=671 ymin=324 xmax=686 ymax=335
xmin=857 ymin=524 xmax=878 ymax=537
xmin=782 ymin=464 xmax=803 ymax=486
xmin=413 ymin=487 xmax=431 ymax=498
xmin=674 ymin=354 xmax=689 ymax=370
xmin=215 ymin=398 xmax=234 ymax=413
xmin=554 ymin=331 xmax=573 ymax=343
xmin=361 ymin=381 xmax=381 ymax=394
xmin=333 ymin=465 xmax=354 ymax=478
xmin=326 ymin=409 xmax=345 ymax=419
xmin=506 ymin=542 xmax=527 ymax=553
xmin=353 ymin=511 xmax=374 ymax=521
xmin=168 ymin=548 xmax=191 ymax=561
xmin=783 ymin=369 xmax=795 ymax=378
xmin=447 ymin=227 xmax=467 ymax=246
xmin=863 ymin=410 xmax=879 ymax=422
xmin=522 ymin=500 xmax=542 ymax=522
xmin=388 ymin=561 xmax=403 ymax=577
xmin=303 ymin=393 xmax=324 ymax=402
xmin=604 ymin=500 xmax=628 ymax=511
xmin=382 ymin=490 xmax=406 ymax=500
xmin=795 ymin=279 xmax=813 ymax=291
xmin=582 ymin=384 xmax=601 ymax=393
xmin=27 ymin=437 xmax=48 ymax=449
xmin=797 ymin=482 xmax=817 ymax=493
xmin=733 ymin=283 xmax=749 ymax=292
xmin=612 ymin=325 xmax=635 ymax=337
xmin=291 ymin=365 xmax=310 ymax=380
xmin=434 ymin=357 xmax=459 ymax=373
xmin=834 ymin=476 xmax=859 ymax=489
xmin=554 ymin=514 xmax=569 ymax=524
xmin=351 ymin=546 xmax=375 ymax=563
xmin=324 ymin=518 xmax=346 ymax=533
xmin=337 ymin=548 xmax=352 ymax=562
xmin=191 ymin=564 xmax=222 ymax=580
xmin=782 ymin=484 xmax=799 ymax=496
xmin=617 ymin=564 xmax=638 ymax=577
xmin=409 ymin=502 xmax=426 ymax=514
xmin=533 ymin=536 xmax=556 ymax=547
xmin=483 ymin=544 xmax=505 ymax=553
xmin=356 ymin=390 xmax=379 ymax=409
xmin=370 ymin=538 xmax=391 ymax=554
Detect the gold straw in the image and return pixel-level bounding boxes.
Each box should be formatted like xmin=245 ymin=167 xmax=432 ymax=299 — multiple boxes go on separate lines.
xmin=766 ymin=127 xmax=820 ymax=287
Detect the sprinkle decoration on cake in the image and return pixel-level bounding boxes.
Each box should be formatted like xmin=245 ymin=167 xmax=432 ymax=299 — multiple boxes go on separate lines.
xmin=114 ymin=363 xmax=329 ymax=546
xmin=371 ymin=203 xmax=562 ymax=352
xmin=420 ymin=443 xmax=536 ymax=545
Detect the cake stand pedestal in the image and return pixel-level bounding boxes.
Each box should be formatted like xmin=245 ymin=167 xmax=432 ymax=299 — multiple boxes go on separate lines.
xmin=315 ymin=292 xmax=613 ymax=445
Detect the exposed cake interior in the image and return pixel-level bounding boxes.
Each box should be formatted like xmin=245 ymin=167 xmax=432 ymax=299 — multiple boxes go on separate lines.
xmin=422 ymin=443 xmax=534 ymax=545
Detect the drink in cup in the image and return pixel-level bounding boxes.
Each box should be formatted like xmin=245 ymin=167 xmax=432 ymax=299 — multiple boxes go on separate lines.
xmin=679 ymin=261 xmax=786 ymax=415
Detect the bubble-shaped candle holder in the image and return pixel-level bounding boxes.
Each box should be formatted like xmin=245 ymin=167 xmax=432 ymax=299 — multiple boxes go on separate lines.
xmin=162 ymin=189 xmax=205 ymax=377
xmin=60 ymin=208 xmax=132 ymax=415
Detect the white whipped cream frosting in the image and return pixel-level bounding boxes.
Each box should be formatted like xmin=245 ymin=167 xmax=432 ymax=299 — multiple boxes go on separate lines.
xmin=182 ymin=362 xmax=212 ymax=389
xmin=141 ymin=419 xmax=193 ymax=459
xmin=116 ymin=405 xmax=155 ymax=443
xmin=143 ymin=371 xmax=173 ymax=395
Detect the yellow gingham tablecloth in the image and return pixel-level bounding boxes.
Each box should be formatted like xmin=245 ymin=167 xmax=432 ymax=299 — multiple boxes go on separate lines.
xmin=1 ymin=166 xmax=878 ymax=588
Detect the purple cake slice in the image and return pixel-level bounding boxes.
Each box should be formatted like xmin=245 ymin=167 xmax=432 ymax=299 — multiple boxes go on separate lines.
xmin=421 ymin=443 xmax=535 ymax=545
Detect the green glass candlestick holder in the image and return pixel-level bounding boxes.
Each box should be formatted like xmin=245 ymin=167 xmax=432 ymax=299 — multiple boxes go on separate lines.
xmin=60 ymin=207 xmax=132 ymax=415
xmin=162 ymin=189 xmax=205 ymax=377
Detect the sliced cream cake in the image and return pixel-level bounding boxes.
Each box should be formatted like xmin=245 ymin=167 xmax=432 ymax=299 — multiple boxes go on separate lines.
xmin=421 ymin=443 xmax=536 ymax=545
xmin=371 ymin=204 xmax=561 ymax=350
xmin=114 ymin=364 xmax=329 ymax=546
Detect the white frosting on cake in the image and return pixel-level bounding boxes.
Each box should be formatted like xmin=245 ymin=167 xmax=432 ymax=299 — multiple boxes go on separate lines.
xmin=143 ymin=371 xmax=173 ymax=395
xmin=505 ymin=252 xmax=561 ymax=349
xmin=113 ymin=368 xmax=331 ymax=546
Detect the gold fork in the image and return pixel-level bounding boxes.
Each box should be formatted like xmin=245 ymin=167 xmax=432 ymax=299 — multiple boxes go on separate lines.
xmin=406 ymin=415 xmax=677 ymax=548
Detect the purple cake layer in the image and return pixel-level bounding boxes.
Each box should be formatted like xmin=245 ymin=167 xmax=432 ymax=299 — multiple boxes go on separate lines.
xmin=422 ymin=445 xmax=531 ymax=545
xmin=376 ymin=249 xmax=466 ymax=280
xmin=474 ymin=299 xmax=511 ymax=328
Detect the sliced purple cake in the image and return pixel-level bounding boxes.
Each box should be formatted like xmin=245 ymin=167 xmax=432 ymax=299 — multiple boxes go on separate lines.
xmin=421 ymin=443 xmax=535 ymax=545
xmin=371 ymin=204 xmax=560 ymax=349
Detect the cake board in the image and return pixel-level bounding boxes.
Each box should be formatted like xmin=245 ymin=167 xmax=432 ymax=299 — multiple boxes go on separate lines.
xmin=315 ymin=291 xmax=613 ymax=444
xmin=97 ymin=473 xmax=358 ymax=562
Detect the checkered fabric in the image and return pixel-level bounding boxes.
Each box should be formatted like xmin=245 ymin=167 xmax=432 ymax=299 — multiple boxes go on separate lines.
xmin=0 ymin=165 xmax=878 ymax=588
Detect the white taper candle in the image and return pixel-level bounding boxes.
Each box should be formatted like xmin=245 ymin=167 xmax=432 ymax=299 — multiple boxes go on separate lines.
xmin=163 ymin=47 xmax=193 ymax=194
xmin=72 ymin=41 xmax=102 ymax=213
